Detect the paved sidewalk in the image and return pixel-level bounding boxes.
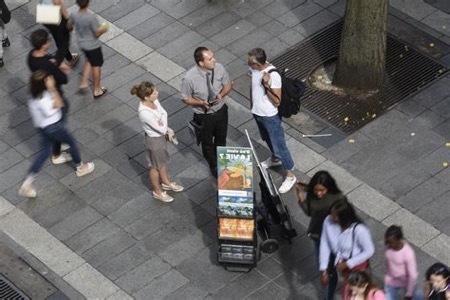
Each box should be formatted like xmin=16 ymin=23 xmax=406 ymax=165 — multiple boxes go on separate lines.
xmin=0 ymin=0 xmax=449 ymax=299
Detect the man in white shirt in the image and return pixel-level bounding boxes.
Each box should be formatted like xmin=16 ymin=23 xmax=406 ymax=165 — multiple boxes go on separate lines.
xmin=247 ymin=48 xmax=296 ymax=193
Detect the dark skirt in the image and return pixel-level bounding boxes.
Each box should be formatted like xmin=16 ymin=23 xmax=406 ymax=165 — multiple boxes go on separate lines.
xmin=145 ymin=134 xmax=169 ymax=169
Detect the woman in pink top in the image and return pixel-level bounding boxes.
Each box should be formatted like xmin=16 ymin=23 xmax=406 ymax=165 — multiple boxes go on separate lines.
xmin=384 ymin=225 xmax=423 ymax=300
xmin=345 ymin=271 xmax=386 ymax=300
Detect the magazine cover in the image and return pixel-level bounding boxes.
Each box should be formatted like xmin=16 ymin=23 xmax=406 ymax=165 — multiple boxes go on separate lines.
xmin=217 ymin=147 xmax=254 ymax=218
xmin=218 ymin=218 xmax=255 ymax=241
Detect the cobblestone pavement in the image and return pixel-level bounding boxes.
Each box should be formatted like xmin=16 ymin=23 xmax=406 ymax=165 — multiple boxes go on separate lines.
xmin=0 ymin=0 xmax=449 ymax=299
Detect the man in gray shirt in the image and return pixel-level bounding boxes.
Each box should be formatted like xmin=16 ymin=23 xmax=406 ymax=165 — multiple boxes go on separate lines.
xmin=181 ymin=47 xmax=232 ymax=178
xmin=68 ymin=0 xmax=107 ymax=99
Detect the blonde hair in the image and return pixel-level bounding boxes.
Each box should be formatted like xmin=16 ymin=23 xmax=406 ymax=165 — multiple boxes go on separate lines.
xmin=130 ymin=81 xmax=155 ymax=101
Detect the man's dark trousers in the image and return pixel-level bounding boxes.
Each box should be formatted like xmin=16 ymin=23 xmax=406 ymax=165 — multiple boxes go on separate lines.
xmin=193 ymin=104 xmax=228 ymax=178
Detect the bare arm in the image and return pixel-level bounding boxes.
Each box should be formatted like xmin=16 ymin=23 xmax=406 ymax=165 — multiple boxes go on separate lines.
xmin=262 ymin=73 xmax=281 ymax=107
xmin=45 ymin=76 xmax=64 ymax=109
xmin=53 ymin=0 xmax=69 ymax=20
xmin=216 ymin=82 xmax=232 ymax=101
xmin=95 ymin=26 xmax=107 ymax=37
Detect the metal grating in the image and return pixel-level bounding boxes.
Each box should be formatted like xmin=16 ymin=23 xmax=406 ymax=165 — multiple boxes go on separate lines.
xmin=0 ymin=274 xmax=30 ymax=300
xmin=272 ymin=20 xmax=449 ymax=133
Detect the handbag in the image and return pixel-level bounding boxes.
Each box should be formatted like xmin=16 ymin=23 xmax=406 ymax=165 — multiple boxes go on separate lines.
xmin=36 ymin=1 xmax=61 ymax=25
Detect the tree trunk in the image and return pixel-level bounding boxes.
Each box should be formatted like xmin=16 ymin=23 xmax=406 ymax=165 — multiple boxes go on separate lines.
xmin=333 ymin=0 xmax=389 ymax=91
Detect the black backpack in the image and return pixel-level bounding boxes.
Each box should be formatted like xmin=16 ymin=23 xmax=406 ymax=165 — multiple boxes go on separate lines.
xmin=0 ymin=0 xmax=11 ymax=24
xmin=266 ymin=69 xmax=306 ymax=118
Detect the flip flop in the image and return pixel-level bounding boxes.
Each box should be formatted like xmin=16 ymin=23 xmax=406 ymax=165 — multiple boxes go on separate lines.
xmin=93 ymin=87 xmax=107 ymax=99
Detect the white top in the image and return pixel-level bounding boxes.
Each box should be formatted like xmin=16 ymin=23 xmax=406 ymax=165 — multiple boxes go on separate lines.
xmin=250 ymin=65 xmax=281 ymax=117
xmin=28 ymin=91 xmax=62 ymax=128
xmin=138 ymin=100 xmax=168 ymax=137
xmin=319 ymin=215 xmax=341 ymax=271
xmin=319 ymin=216 xmax=375 ymax=270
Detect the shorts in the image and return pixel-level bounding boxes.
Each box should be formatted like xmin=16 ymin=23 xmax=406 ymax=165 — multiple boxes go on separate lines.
xmin=82 ymin=47 xmax=103 ymax=67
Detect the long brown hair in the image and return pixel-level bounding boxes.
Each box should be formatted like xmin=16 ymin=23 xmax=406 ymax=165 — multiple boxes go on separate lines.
xmin=130 ymin=81 xmax=155 ymax=101
xmin=347 ymin=271 xmax=379 ymax=299
xmin=29 ymin=70 xmax=49 ymax=99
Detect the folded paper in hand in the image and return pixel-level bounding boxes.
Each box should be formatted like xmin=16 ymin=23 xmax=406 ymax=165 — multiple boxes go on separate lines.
xmin=188 ymin=120 xmax=202 ymax=146
xmin=166 ymin=130 xmax=178 ymax=145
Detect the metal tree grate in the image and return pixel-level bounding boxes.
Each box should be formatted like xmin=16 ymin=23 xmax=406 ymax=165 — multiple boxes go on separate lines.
xmin=0 ymin=274 xmax=30 ymax=300
xmin=272 ymin=20 xmax=449 ymax=133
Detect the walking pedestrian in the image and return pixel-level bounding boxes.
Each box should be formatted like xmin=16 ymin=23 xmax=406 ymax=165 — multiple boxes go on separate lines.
xmin=41 ymin=0 xmax=79 ymax=67
xmin=181 ymin=46 xmax=232 ymax=178
xmin=28 ymin=28 xmax=71 ymax=157
xmin=297 ymin=170 xmax=345 ymax=255
xmin=320 ymin=199 xmax=375 ymax=298
xmin=132 ymin=81 xmax=184 ymax=203
xmin=296 ymin=170 xmax=346 ymax=299
xmin=0 ymin=0 xmax=11 ymax=67
xmin=384 ymin=225 xmax=423 ymax=300
xmin=345 ymin=271 xmax=386 ymax=300
xmin=247 ymin=48 xmax=296 ymax=193
xmin=67 ymin=0 xmax=108 ymax=99
xmin=28 ymin=29 xmax=70 ymax=112
xmin=424 ymin=262 xmax=449 ymax=300
xmin=18 ymin=70 xmax=94 ymax=198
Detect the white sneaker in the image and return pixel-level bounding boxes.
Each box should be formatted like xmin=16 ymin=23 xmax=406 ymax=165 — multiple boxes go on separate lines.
xmin=261 ymin=157 xmax=283 ymax=168
xmin=161 ymin=182 xmax=184 ymax=192
xmin=76 ymin=162 xmax=95 ymax=177
xmin=278 ymin=175 xmax=297 ymax=194
xmin=61 ymin=143 xmax=70 ymax=152
xmin=152 ymin=191 xmax=174 ymax=203
xmin=51 ymin=153 xmax=73 ymax=164
xmin=18 ymin=182 xmax=37 ymax=198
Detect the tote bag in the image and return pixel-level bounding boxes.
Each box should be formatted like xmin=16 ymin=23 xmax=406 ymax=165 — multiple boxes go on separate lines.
xmin=36 ymin=2 xmax=61 ymax=25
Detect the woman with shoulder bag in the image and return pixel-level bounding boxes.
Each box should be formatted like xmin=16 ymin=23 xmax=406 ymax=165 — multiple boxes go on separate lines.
xmin=131 ymin=81 xmax=183 ymax=203
xmin=320 ymin=199 xmax=375 ymax=299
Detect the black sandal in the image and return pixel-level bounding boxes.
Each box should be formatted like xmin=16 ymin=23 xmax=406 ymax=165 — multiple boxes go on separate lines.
xmin=93 ymin=87 xmax=107 ymax=99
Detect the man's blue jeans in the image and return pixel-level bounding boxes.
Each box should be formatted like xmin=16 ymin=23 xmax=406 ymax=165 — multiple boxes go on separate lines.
xmin=253 ymin=113 xmax=294 ymax=171
xmin=384 ymin=284 xmax=423 ymax=300
xmin=29 ymin=121 xmax=81 ymax=175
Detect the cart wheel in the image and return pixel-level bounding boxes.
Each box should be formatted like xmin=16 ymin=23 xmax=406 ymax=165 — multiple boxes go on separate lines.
xmin=261 ymin=239 xmax=279 ymax=253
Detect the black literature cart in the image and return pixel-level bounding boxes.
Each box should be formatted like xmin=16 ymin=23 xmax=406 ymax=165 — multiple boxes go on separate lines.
xmin=216 ymin=146 xmax=257 ymax=272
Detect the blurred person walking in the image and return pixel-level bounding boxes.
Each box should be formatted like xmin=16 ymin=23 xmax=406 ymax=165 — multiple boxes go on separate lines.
xmin=384 ymin=225 xmax=423 ymax=300
xmin=345 ymin=271 xmax=386 ymax=300
xmin=28 ymin=28 xmax=72 ymax=160
xmin=18 ymin=71 xmax=94 ymax=198
xmin=132 ymin=81 xmax=183 ymax=203
xmin=67 ymin=0 xmax=108 ymax=99
xmin=0 ymin=0 xmax=11 ymax=67
xmin=424 ymin=263 xmax=449 ymax=300
xmin=41 ymin=0 xmax=79 ymax=66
